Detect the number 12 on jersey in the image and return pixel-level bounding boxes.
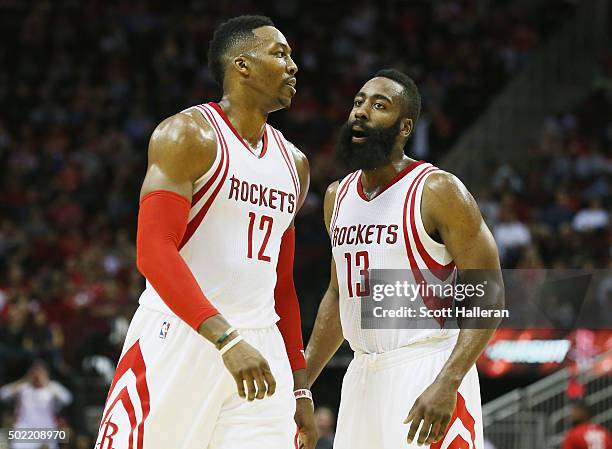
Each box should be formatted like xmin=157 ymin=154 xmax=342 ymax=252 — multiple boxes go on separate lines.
xmin=344 ymin=251 xmax=370 ymax=298
xmin=247 ymin=212 xmax=273 ymax=262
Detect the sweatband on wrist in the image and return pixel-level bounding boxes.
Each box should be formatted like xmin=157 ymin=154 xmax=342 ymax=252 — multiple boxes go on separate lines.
xmin=294 ymin=389 xmax=313 ymax=401
xmin=219 ymin=335 xmax=244 ymax=356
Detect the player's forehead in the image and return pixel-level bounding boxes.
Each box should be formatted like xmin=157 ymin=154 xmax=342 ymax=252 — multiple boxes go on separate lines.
xmin=252 ymin=25 xmax=290 ymax=51
xmin=355 ymin=77 xmax=404 ymax=103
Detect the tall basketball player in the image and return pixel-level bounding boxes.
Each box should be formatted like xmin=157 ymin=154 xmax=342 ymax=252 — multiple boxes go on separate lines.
xmin=95 ymin=16 xmax=316 ymax=449
xmin=305 ymin=70 xmax=504 ymax=448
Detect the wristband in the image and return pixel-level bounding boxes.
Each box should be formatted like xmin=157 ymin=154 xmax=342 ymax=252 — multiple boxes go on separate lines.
xmin=219 ymin=335 xmax=243 ymax=356
xmin=216 ymin=326 xmax=236 ymax=348
xmin=294 ymin=389 xmax=313 ymax=401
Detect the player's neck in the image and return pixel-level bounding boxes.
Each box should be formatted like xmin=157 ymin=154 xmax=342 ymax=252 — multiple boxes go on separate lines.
xmin=217 ymin=95 xmax=268 ymax=148
xmin=360 ymin=156 xmax=416 ymax=196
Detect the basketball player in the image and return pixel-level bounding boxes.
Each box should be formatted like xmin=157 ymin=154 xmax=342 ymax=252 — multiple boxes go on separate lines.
xmin=95 ymin=16 xmax=316 ymax=449
xmin=305 ymin=69 xmax=504 ymax=448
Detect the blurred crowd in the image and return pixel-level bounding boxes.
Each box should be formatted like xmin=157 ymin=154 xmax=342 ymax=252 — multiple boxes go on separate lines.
xmin=0 ymin=0 xmax=606 ymax=442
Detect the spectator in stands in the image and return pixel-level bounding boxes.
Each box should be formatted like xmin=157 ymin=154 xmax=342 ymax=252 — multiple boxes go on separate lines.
xmin=562 ymin=400 xmax=612 ymax=449
xmin=493 ymin=209 xmax=532 ymax=267
xmin=571 ymin=198 xmax=610 ymax=233
xmin=314 ymin=406 xmax=336 ymax=449
xmin=0 ymin=360 xmax=72 ymax=449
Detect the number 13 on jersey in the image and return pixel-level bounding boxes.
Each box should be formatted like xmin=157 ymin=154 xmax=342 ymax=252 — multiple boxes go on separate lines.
xmin=344 ymin=251 xmax=370 ymax=298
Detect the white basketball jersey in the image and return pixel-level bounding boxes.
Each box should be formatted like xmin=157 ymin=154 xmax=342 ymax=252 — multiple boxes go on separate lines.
xmin=139 ymin=102 xmax=300 ymax=329
xmin=331 ymin=161 xmax=459 ymax=353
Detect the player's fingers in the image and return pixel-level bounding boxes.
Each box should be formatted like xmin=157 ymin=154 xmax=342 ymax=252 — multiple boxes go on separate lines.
xmin=435 ymin=413 xmax=452 ymax=442
xmin=406 ymin=411 xmax=422 ymax=444
xmin=403 ymin=403 xmax=418 ymax=424
xmin=232 ymin=373 xmax=246 ymax=398
xmin=416 ymin=414 xmax=434 ymax=446
xmin=262 ymin=363 xmax=276 ymax=396
xmin=426 ymin=421 xmax=442 ymax=445
xmin=243 ymin=372 xmax=257 ymax=401
xmin=252 ymin=368 xmax=266 ymax=400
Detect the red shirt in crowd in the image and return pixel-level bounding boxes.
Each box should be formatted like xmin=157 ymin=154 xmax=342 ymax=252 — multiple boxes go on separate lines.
xmin=562 ymin=423 xmax=612 ymax=449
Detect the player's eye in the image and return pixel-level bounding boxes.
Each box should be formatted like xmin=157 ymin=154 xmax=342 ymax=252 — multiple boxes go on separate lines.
xmin=354 ymin=99 xmax=363 ymax=107
xmin=276 ymin=51 xmax=285 ymax=57
xmin=374 ymin=102 xmax=385 ymax=110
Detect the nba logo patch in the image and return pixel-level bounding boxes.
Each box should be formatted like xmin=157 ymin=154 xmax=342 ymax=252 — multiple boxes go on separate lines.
xmin=159 ymin=321 xmax=170 ymax=339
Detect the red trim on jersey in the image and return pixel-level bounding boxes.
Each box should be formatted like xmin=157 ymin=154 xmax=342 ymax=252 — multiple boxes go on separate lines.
xmin=402 ymin=166 xmax=453 ymax=326
xmin=271 ymin=127 xmax=300 ymax=198
xmin=178 ymin=105 xmax=230 ymax=250
xmin=100 ymin=340 xmax=150 ymax=449
xmin=356 ymin=160 xmax=424 ymax=201
xmin=330 ymin=171 xmax=360 ymax=232
xmin=431 ymin=392 xmax=477 ymax=449
xmin=408 ymin=167 xmax=456 ymax=271
xmin=190 ymin=105 xmax=225 ymax=206
xmin=209 ymin=102 xmax=268 ymax=159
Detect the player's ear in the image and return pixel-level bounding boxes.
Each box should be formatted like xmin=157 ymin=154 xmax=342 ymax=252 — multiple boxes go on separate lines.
xmin=400 ymin=118 xmax=413 ymax=138
xmin=232 ymin=55 xmax=250 ymax=77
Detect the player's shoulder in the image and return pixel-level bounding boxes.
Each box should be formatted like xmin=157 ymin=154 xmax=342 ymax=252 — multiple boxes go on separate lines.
xmin=323 ymin=180 xmax=341 ymax=228
xmin=147 ymin=111 xmax=217 ymax=178
xmin=152 ymin=111 xmax=217 ymax=151
xmin=421 ymin=167 xmax=482 ymax=230
xmin=423 ymin=168 xmax=473 ymax=207
xmin=325 ymin=180 xmax=340 ymax=202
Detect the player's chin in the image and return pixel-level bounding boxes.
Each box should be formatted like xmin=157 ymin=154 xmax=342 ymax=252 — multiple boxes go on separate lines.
xmin=278 ymin=95 xmax=293 ymax=109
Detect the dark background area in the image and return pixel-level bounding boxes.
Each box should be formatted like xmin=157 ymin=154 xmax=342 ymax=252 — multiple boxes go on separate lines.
xmin=0 ymin=0 xmax=611 ymax=445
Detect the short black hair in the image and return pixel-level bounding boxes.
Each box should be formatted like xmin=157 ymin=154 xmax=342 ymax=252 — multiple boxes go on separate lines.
xmin=208 ymin=15 xmax=275 ymax=85
xmin=374 ymin=69 xmax=421 ymax=123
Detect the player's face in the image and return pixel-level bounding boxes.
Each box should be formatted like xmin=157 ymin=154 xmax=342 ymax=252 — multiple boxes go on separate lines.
xmin=336 ymin=77 xmax=405 ymax=170
xmin=247 ymin=26 xmax=298 ymax=110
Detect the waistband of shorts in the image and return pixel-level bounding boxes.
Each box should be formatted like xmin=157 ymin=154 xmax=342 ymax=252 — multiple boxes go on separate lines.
xmin=137 ymin=304 xmax=278 ymax=332
xmin=353 ymin=335 xmax=457 ymax=370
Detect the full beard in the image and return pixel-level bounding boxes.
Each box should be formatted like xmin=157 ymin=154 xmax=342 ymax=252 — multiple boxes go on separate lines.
xmin=335 ymin=119 xmax=401 ymax=171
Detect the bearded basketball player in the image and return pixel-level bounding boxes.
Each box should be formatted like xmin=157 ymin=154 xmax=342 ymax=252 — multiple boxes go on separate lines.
xmin=305 ymin=69 xmax=504 ymax=448
xmin=95 ymin=16 xmax=316 ymax=449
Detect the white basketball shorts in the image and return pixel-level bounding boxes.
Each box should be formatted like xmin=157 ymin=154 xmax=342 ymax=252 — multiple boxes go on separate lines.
xmin=333 ymin=337 xmax=483 ymax=449
xmin=94 ymin=305 xmax=296 ymax=449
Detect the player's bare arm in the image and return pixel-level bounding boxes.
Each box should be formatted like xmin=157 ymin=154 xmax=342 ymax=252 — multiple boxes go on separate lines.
xmin=140 ymin=112 xmax=277 ymax=401
xmin=405 ymin=171 xmax=504 ymax=445
xmin=304 ymin=181 xmax=345 ymax=388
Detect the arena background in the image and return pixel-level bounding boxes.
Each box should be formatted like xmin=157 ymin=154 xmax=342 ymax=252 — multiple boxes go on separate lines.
xmin=0 ymin=1 xmax=611 ymax=448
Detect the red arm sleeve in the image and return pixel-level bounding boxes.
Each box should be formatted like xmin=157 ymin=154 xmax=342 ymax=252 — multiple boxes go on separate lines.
xmin=136 ymin=190 xmax=219 ymax=330
xmin=274 ymin=227 xmax=306 ymax=371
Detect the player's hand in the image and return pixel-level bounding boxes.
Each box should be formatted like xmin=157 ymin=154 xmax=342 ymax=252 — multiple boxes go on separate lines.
xmin=295 ymin=398 xmax=317 ymax=449
xmin=404 ymin=380 xmax=457 ymax=446
xmin=221 ymin=339 xmax=276 ymax=401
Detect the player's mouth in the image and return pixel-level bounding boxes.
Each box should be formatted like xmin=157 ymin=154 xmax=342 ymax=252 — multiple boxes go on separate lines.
xmin=351 ymin=125 xmax=368 ymax=143
xmin=285 ymin=78 xmax=297 ymax=95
